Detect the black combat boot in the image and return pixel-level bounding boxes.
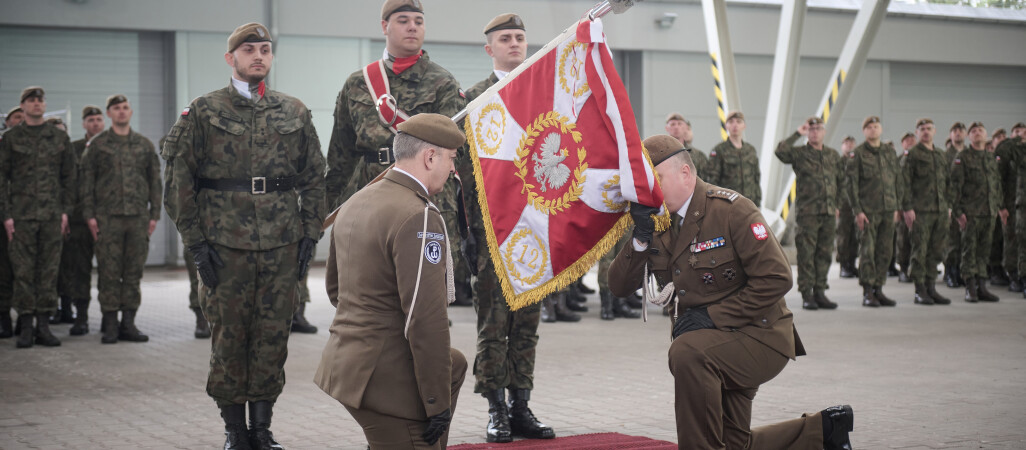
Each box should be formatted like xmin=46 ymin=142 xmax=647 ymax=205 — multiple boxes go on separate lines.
xmin=508 ymin=389 xmax=555 ymax=440
xmin=913 ymin=283 xmax=934 ymax=305
xmin=801 ymin=293 xmax=818 ymax=310
xmin=119 ymin=310 xmax=149 ymax=342
xmin=989 ymin=267 xmax=1009 ymax=286
xmin=0 ymin=311 xmax=12 ymax=339
xmin=193 ymin=307 xmax=211 ymax=338
xmin=1007 ymin=272 xmax=1022 ymax=292
xmin=964 ymin=278 xmax=979 ymax=303
xmin=51 ymin=296 xmax=74 ymax=324
xmin=553 ymin=292 xmax=580 ymax=322
xmin=873 ymin=287 xmax=896 ymax=307
xmin=16 ymin=314 xmax=34 ymax=348
xmin=952 ymin=266 xmax=965 ymax=287
xmin=248 ymin=401 xmax=283 ymax=449
xmin=898 ymin=265 xmax=911 ymax=283
xmin=576 ymin=279 xmax=596 ymax=295
xmin=565 ymin=284 xmax=588 ymax=313
xmin=821 ymin=405 xmax=854 ymax=450
xmin=886 ymin=262 xmax=899 ymax=277
xmin=945 ymin=266 xmax=960 ymax=288
xmin=612 ymin=297 xmax=640 ymax=318
xmin=290 ymin=303 xmax=317 ymax=334
xmin=101 ymin=311 xmax=119 ymax=344
xmin=861 ymin=285 xmax=880 ymax=307
xmin=977 ymin=277 xmax=999 ymax=302
xmin=483 ymin=390 xmax=512 ymax=443
xmin=69 ymin=299 xmax=90 ymax=335
xmin=839 ymin=263 xmax=857 ymax=279
xmin=814 ymin=290 xmax=838 ymax=310
xmin=34 ymin=313 xmax=61 ymax=347
xmin=220 ymin=404 xmax=252 ymax=450
xmin=540 ymin=295 xmax=556 ymax=323
xmin=599 ymin=291 xmax=615 ymax=320
xmin=925 ymin=281 xmax=950 ymax=305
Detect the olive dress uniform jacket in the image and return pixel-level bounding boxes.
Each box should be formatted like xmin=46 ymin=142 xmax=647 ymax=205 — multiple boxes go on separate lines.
xmin=315 ymin=170 xmax=456 ymax=421
xmin=608 ymin=178 xmax=805 ymax=360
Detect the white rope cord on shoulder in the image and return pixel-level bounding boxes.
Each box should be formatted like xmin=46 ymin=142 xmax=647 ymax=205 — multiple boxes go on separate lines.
xmin=404 ymin=203 xmax=455 ymax=339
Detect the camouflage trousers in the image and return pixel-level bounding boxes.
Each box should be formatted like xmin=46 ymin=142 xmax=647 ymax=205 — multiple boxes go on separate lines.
xmin=1000 ymin=214 xmax=1016 ymax=275
xmin=0 ymin=233 xmax=12 ymax=312
xmin=795 ymin=214 xmax=834 ymax=296
xmin=297 ymin=247 xmax=315 ymax=305
xmin=909 ymin=212 xmax=947 ymax=284
xmin=857 ymin=213 xmax=895 ymax=287
xmin=960 ymin=215 xmax=994 ymax=280
xmin=597 ymin=235 xmax=629 ymax=292
xmin=836 ymin=203 xmax=858 ymax=266
xmin=201 ymin=243 xmax=297 ymax=407
xmin=945 ymin=216 xmax=961 ymax=273
xmin=58 ymin=221 xmax=94 ymax=300
xmin=184 ymin=245 xmax=199 ymax=309
xmin=473 ymin=254 xmax=541 ymax=393
xmin=895 ymin=219 xmax=911 ymax=270
xmin=990 ymin=217 xmax=1003 ymax=271
xmin=1016 ymin=207 xmax=1026 ymax=276
xmin=95 ymin=215 xmax=150 ymax=313
xmin=10 ymin=219 xmax=63 ymax=315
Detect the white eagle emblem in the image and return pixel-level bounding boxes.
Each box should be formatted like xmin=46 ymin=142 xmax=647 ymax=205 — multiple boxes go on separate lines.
xmin=532 ymin=132 xmax=572 ymax=192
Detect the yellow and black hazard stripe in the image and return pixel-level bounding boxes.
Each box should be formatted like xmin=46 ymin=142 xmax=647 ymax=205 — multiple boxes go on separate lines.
xmin=710 ymin=52 xmax=728 ymax=141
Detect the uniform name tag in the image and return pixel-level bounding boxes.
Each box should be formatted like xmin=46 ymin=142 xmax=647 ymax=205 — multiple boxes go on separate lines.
xmin=693 ymin=237 xmax=725 ymax=253
xmin=417 ymin=232 xmax=445 ymax=241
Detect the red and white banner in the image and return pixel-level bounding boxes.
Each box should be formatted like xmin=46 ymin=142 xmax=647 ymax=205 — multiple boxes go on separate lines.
xmin=464 ymin=18 xmax=666 ymax=309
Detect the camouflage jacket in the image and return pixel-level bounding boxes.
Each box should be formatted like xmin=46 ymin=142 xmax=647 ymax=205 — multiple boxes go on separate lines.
xmin=944 ymin=144 xmax=966 ymax=167
xmin=0 ymin=122 xmax=76 ymax=221
xmin=325 ymin=51 xmax=466 ymax=210
xmin=995 ymin=136 xmax=1026 ymax=208
xmin=461 ymin=72 xmax=499 ymax=234
xmin=162 ymin=82 xmax=326 ymax=251
xmin=69 ymin=137 xmax=91 ymax=225
xmin=81 ymin=129 xmax=161 ymax=220
xmin=950 ymin=147 xmax=1001 ymax=217
xmin=708 ymin=139 xmax=761 ymax=207
xmin=845 ymin=141 xmax=906 ymax=215
xmin=774 ymin=132 xmax=842 ymax=216
xmin=901 ymin=142 xmax=949 ymax=213
xmin=689 ymin=146 xmax=709 ymax=181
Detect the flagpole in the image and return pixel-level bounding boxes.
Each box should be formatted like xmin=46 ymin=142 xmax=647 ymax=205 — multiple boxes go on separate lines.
xmin=450 ymin=0 xmax=639 ymax=123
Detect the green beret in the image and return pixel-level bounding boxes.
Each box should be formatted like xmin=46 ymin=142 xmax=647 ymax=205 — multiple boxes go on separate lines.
xmin=806 ymin=116 xmax=824 ymax=126
xmin=7 ymin=106 xmax=23 ymax=117
xmin=398 ymin=113 xmax=465 ymax=149
xmin=949 ymin=121 xmax=965 ymax=131
xmin=1012 ymin=122 xmax=1026 ymax=131
xmin=916 ymin=118 xmax=934 ymax=129
xmin=82 ymin=105 xmax=102 ymax=119
xmin=484 ymin=13 xmax=525 ymax=34
xmin=106 ymin=94 xmax=128 ymax=110
xmin=644 ymin=135 xmax=687 ymax=166
xmin=665 ymin=113 xmax=688 ymax=125
xmin=862 ymin=116 xmax=880 ymax=129
xmin=227 ymin=22 xmax=272 ymax=53
xmin=967 ymin=121 xmax=985 ymax=134
xmin=382 ymin=0 xmax=423 ymax=20
xmin=726 ymin=111 xmax=745 ymax=122
xmin=901 ymin=132 xmax=915 ymax=141
xmin=20 ymin=86 xmax=44 ymax=103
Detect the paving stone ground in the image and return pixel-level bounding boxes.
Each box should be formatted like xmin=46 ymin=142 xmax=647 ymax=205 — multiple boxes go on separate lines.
xmin=1 ymin=264 xmax=1025 ymax=449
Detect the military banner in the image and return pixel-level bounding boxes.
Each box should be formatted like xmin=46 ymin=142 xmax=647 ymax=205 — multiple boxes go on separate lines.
xmin=464 ymin=18 xmax=667 ymax=310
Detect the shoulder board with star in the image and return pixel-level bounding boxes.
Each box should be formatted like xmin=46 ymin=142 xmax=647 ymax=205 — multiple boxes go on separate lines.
xmin=706 ymin=189 xmax=740 ymax=202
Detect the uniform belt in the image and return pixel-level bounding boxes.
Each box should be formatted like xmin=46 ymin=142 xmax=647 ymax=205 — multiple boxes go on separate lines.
xmin=197 ymin=176 xmax=297 ymax=194
xmin=363 ymin=148 xmax=395 ymax=165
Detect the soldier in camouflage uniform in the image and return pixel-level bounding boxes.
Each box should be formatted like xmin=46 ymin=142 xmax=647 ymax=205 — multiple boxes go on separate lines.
xmin=325 ymin=0 xmax=473 ymax=306
xmin=708 ymin=111 xmax=761 ymax=207
xmin=665 ymin=113 xmax=709 ymax=179
xmin=835 ymin=136 xmax=859 ymax=278
xmin=996 ymin=123 xmax=1025 ymax=293
xmin=950 ymin=122 xmax=1005 ymax=303
xmin=81 ymin=94 xmax=161 ymax=344
xmin=944 ymin=122 xmax=969 ymax=288
xmin=0 ymin=86 xmax=76 ymax=348
xmin=0 ymin=107 xmax=25 ymax=339
xmin=162 ymin=23 xmax=325 ymax=449
xmin=845 ymin=116 xmax=907 ymax=308
xmin=892 ymin=132 xmax=916 ymax=284
xmin=463 ymin=14 xmax=556 ymax=444
xmin=775 ymin=117 xmax=842 ymax=310
xmin=54 ymin=106 xmax=104 ymax=335
xmin=901 ymin=119 xmax=952 ymax=306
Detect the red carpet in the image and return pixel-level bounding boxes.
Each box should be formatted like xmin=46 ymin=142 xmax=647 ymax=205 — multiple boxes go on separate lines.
xmin=450 ymin=432 xmax=677 ymax=449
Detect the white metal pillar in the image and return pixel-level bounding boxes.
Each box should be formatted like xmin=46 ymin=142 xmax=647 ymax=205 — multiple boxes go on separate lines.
xmin=701 ymin=0 xmax=742 ymax=141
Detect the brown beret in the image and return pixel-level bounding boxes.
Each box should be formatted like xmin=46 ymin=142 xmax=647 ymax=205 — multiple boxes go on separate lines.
xmin=382 ymin=0 xmax=423 ymax=20
xmin=993 ymin=128 xmax=1006 ymax=137
xmin=967 ymin=121 xmax=985 ymax=134
xmin=726 ymin=111 xmax=744 ymax=122
xmin=106 ymin=94 xmax=128 ymax=110
xmin=1012 ymin=122 xmax=1026 ymax=131
xmin=7 ymin=106 xmax=23 ymax=117
xmin=949 ymin=121 xmax=966 ymax=131
xmin=862 ymin=116 xmax=880 ymax=129
xmin=806 ymin=116 xmax=824 ymax=126
xmin=397 ymin=113 xmax=465 ymax=149
xmin=901 ymin=132 xmax=915 ymax=141
xmin=81 ymin=105 xmax=102 ymax=119
xmin=20 ymin=86 xmax=44 ymax=103
xmin=484 ymin=13 xmax=525 ymax=34
xmin=665 ymin=113 xmax=688 ymax=125
xmin=227 ymin=22 xmax=272 ymax=53
xmin=644 ymin=135 xmax=688 ymax=166
xmin=915 ymin=118 xmax=933 ymax=129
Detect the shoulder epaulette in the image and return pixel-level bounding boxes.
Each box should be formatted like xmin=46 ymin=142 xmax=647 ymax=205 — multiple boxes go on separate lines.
xmin=706 ymin=189 xmax=740 ymax=202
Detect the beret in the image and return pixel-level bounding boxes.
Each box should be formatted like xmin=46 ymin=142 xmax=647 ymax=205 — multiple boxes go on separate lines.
xmin=901 ymin=132 xmax=915 ymax=141
xmin=806 ymin=116 xmax=824 ymax=126
xmin=20 ymin=86 xmax=44 ymax=103
xmin=398 ymin=113 xmax=465 ymax=149
xmin=1012 ymin=122 xmax=1026 ymax=131
xmin=7 ymin=106 xmax=23 ymax=117
xmin=949 ymin=121 xmax=966 ymax=131
xmin=484 ymin=13 xmax=525 ymax=34
xmin=992 ymin=128 xmax=1006 ymax=137
xmin=644 ymin=134 xmax=688 ymax=167
xmin=82 ymin=105 xmax=102 ymax=119
xmin=382 ymin=0 xmax=423 ymax=20
xmin=726 ymin=111 xmax=744 ymax=122
xmin=916 ymin=118 xmax=934 ymax=129
xmin=967 ymin=121 xmax=985 ymax=134
xmin=227 ymin=22 xmax=271 ymax=53
xmin=665 ymin=113 xmax=688 ymax=124
xmin=862 ymin=116 xmax=880 ymax=129
xmin=106 ymin=94 xmax=128 ymax=110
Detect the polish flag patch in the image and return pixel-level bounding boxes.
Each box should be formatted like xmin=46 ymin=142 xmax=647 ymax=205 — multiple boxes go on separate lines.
xmin=181 ymin=107 xmax=190 ymax=116
xmin=751 ymin=223 xmax=768 ymax=241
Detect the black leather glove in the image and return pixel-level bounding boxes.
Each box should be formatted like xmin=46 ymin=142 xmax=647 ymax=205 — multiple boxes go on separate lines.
xmin=672 ymin=306 xmax=716 ymax=339
xmin=297 ymin=237 xmax=316 ymax=280
xmin=629 ymin=202 xmax=660 ymax=244
xmin=422 ymin=408 xmax=452 ymax=445
xmin=461 ymin=231 xmax=479 ymax=276
xmin=188 ymin=242 xmax=224 ymax=289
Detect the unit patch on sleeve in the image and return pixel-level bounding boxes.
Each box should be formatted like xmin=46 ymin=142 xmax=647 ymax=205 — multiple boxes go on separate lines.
xmin=751 ymin=223 xmax=769 ymax=241
xmin=423 ymin=240 xmax=443 ymax=264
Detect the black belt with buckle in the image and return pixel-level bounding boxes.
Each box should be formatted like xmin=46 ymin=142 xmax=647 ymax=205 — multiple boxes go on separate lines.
xmin=197 ymin=176 xmax=297 ymax=194
xmin=363 ymin=148 xmax=395 ymax=166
